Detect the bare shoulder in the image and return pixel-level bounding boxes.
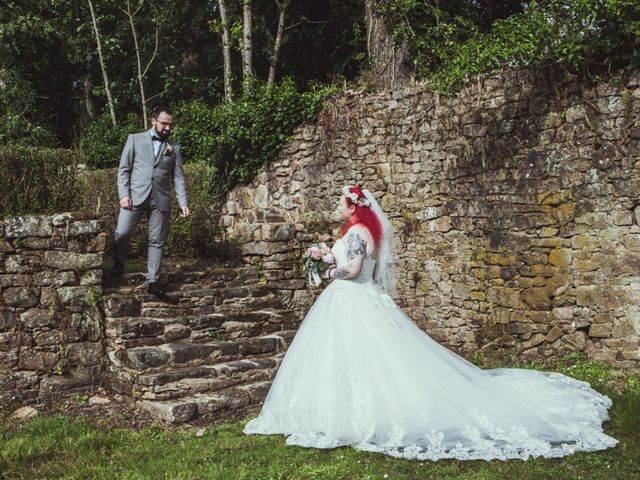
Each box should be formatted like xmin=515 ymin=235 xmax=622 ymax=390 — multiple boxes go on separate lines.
xmin=346 ymin=224 xmax=372 ymax=244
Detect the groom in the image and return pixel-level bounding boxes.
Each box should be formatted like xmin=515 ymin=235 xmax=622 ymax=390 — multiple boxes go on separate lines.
xmin=111 ymin=104 xmax=189 ymax=295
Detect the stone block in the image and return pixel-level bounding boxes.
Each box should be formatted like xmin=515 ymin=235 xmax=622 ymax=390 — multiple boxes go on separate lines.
xmin=39 ymin=366 xmax=100 ymax=399
xmin=40 ymin=287 xmax=59 ymax=307
xmin=18 ymin=347 xmax=59 ymax=370
xmin=44 ymin=251 xmax=102 ymax=271
xmin=138 ymin=399 xmax=196 ymax=424
xmin=522 ymin=288 xmax=552 ymax=310
xmin=4 ymin=216 xmax=52 ymax=238
xmin=4 ymin=254 xmax=43 ymax=274
xmin=548 ymin=249 xmax=572 ymax=268
xmin=105 ymin=297 xmax=142 ymax=318
xmin=20 ymin=308 xmax=56 ymax=329
xmin=67 ymin=342 xmax=102 ymax=366
xmin=261 ymin=223 xmax=296 ymax=241
xmin=35 ymin=330 xmax=62 ymax=346
xmin=0 ymin=274 xmax=31 ymax=287
xmin=57 ymin=286 xmax=90 ymax=305
xmin=588 ymin=323 xmax=612 ymax=338
xmin=80 ymin=270 xmax=103 ymax=286
xmin=125 ymin=347 xmax=170 ymax=370
xmin=32 ymin=270 xmax=77 ymax=286
xmin=575 ymin=286 xmax=626 ymax=309
xmin=3 ymin=287 xmax=39 ymax=308
xmin=487 ymin=287 xmax=523 ymax=309
xmin=68 ymin=220 xmax=101 ymax=236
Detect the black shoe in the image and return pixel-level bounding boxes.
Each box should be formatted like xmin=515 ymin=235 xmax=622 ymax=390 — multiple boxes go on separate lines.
xmin=110 ymin=261 xmax=124 ymax=276
xmin=147 ymin=282 xmax=163 ymax=296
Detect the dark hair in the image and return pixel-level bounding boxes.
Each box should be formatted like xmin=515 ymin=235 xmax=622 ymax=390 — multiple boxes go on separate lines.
xmin=151 ymin=104 xmax=172 ymax=119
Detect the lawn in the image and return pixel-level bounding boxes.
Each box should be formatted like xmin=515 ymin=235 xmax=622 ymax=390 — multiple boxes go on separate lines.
xmin=1 ymin=355 xmax=639 ymax=480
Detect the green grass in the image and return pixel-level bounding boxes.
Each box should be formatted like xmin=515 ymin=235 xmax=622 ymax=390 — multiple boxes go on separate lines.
xmin=1 ymin=358 xmax=639 ymax=480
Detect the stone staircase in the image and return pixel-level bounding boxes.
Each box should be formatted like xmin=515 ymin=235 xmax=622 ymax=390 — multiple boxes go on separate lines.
xmin=102 ymin=262 xmax=300 ymax=423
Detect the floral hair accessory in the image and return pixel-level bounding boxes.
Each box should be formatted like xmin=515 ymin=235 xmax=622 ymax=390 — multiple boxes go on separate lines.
xmin=342 ymin=186 xmax=371 ymax=207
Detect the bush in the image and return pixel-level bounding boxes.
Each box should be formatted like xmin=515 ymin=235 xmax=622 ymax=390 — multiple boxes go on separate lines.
xmin=0 ymin=69 xmax=57 ymax=147
xmin=80 ymin=113 xmax=143 ymax=169
xmin=78 ymin=162 xmax=224 ymax=257
xmin=381 ymin=0 xmax=640 ymax=93
xmin=0 ymin=146 xmax=80 ymax=217
xmin=172 ymin=78 xmax=335 ymax=193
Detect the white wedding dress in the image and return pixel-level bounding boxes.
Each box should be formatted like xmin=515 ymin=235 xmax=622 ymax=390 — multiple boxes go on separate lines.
xmin=244 ymin=237 xmax=618 ymax=461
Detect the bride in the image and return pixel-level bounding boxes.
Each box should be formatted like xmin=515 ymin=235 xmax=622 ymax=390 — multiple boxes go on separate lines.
xmin=244 ymin=186 xmax=618 ymax=461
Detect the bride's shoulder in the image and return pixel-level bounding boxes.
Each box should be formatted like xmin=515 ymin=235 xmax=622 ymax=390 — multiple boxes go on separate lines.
xmin=345 ymin=224 xmax=371 ymax=243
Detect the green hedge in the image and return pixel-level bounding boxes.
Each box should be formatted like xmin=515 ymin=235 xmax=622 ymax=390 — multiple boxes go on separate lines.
xmin=0 ymin=146 xmax=80 ymax=217
xmin=78 ymin=163 xmax=225 ymax=257
xmin=81 ymin=113 xmax=143 ymax=170
xmin=172 ymin=79 xmax=335 ymax=193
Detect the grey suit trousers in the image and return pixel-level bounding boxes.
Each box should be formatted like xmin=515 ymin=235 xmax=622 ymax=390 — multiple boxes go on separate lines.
xmin=113 ymin=192 xmax=169 ymax=282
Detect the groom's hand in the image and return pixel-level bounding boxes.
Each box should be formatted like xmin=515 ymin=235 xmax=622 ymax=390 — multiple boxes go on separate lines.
xmin=180 ymin=206 xmax=190 ymax=218
xmin=119 ymin=197 xmax=132 ymax=209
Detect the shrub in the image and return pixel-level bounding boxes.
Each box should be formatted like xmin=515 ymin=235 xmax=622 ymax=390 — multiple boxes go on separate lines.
xmin=78 ymin=162 xmax=224 ymax=257
xmin=380 ymin=0 xmax=640 ymax=93
xmin=80 ymin=113 xmax=143 ymax=169
xmin=0 ymin=69 xmax=57 ymax=147
xmin=172 ymin=78 xmax=335 ymax=193
xmin=0 ymin=146 xmax=80 ymax=217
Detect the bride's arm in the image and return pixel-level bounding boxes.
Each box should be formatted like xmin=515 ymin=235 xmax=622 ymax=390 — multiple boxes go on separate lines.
xmin=327 ymin=227 xmax=367 ymax=280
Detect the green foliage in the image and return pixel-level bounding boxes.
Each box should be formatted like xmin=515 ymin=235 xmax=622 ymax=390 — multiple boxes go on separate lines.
xmin=77 ymin=163 xmax=224 ymax=257
xmin=0 ymin=146 xmax=81 ymax=217
xmin=80 ymin=113 xmax=143 ymax=169
xmin=0 ymin=68 xmax=57 ymax=147
xmin=173 ymin=79 xmax=335 ymax=192
xmin=380 ymin=0 xmax=640 ymax=93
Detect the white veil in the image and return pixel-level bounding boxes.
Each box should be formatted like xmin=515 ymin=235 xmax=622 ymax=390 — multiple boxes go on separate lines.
xmin=362 ymin=189 xmax=397 ymax=297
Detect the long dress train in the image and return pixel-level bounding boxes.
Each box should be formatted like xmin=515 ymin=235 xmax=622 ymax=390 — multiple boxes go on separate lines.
xmin=244 ymin=238 xmax=618 ymax=461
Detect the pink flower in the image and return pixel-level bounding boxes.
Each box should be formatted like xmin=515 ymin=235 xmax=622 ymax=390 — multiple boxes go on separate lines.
xmin=322 ymin=253 xmax=335 ymax=264
xmin=310 ymin=247 xmax=322 ymax=259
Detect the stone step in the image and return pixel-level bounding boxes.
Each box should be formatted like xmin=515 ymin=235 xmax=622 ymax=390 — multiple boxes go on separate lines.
xmin=105 ymin=310 xmax=299 ymax=347
xmin=118 ymin=330 xmax=296 ymax=371
xmin=135 ymin=354 xmax=284 ymax=401
xmin=103 ymin=264 xmax=258 ymax=290
xmin=137 ymin=380 xmax=273 ymax=424
xmin=104 ymin=285 xmax=282 ymax=317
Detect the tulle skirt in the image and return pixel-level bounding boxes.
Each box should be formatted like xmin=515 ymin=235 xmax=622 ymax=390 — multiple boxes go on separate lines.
xmin=244 ymin=279 xmax=618 ymax=461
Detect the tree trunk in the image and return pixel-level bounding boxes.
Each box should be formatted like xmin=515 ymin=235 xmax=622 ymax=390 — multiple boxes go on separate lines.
xmin=242 ymin=0 xmax=253 ymax=82
xmin=121 ymin=0 xmax=159 ymax=129
xmin=218 ymin=0 xmax=233 ymax=101
xmin=268 ymin=0 xmax=290 ymax=86
xmin=365 ymin=0 xmax=410 ymax=88
xmin=87 ymin=0 xmax=116 ymax=125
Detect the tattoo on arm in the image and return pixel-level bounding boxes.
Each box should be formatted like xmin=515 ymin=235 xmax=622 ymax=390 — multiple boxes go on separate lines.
xmin=345 ymin=232 xmax=366 ymax=260
xmin=333 ymin=267 xmax=351 ymax=279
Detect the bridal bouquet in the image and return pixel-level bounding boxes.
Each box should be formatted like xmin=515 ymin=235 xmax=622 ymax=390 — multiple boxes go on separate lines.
xmin=302 ymin=242 xmax=335 ymax=287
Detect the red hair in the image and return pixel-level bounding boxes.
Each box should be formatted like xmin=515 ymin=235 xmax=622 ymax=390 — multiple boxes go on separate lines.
xmin=339 ymin=186 xmax=383 ymax=248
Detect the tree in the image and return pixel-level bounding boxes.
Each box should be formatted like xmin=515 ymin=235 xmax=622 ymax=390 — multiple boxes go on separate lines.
xmin=88 ymin=0 xmax=117 ymax=125
xmin=242 ymin=0 xmax=254 ymax=82
xmin=115 ymin=0 xmax=160 ymax=129
xmin=268 ymin=0 xmax=291 ymax=85
xmin=365 ymin=0 xmax=410 ymax=87
xmin=217 ymin=0 xmax=233 ymax=100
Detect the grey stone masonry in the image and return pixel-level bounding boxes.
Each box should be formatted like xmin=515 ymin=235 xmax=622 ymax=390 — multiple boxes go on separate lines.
xmin=221 ymin=67 xmax=640 ymax=363
xmin=1 ymin=212 xmax=108 ymax=406
xmin=102 ymin=264 xmax=299 ymax=423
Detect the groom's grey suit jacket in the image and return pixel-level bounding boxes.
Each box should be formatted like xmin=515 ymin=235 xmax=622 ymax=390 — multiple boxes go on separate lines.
xmin=117 ymin=131 xmax=188 ymax=212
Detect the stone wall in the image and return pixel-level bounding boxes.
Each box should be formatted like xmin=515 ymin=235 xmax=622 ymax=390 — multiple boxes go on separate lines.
xmin=1 ymin=213 xmax=107 ymax=405
xmin=221 ymin=67 xmax=640 ymax=362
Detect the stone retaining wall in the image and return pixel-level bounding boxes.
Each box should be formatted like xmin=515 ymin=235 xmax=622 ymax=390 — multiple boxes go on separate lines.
xmin=221 ymin=67 xmax=640 ymax=362
xmin=0 ymin=213 xmax=107 ymax=405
